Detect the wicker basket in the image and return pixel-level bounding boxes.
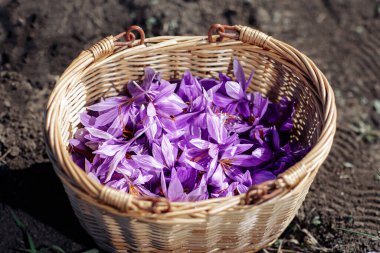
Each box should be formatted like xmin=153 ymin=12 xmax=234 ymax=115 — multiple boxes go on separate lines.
xmin=45 ymin=24 xmax=336 ymax=252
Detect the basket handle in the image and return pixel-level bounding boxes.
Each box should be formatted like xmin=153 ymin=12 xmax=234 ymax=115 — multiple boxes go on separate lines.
xmin=207 ymin=24 xmax=271 ymax=48
xmin=244 ymin=162 xmax=309 ymax=205
xmin=85 ymin=25 xmax=146 ymax=61
xmin=114 ymin=25 xmax=145 ymax=47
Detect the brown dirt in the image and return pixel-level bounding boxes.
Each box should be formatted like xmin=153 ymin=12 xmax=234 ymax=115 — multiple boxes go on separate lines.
xmin=0 ymin=0 xmax=379 ymax=252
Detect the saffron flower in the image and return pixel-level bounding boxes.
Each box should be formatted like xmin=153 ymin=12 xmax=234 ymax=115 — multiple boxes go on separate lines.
xmin=69 ymin=58 xmax=309 ymax=202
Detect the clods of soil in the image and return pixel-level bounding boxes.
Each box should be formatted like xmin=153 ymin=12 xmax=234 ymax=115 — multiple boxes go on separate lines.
xmin=0 ymin=0 xmax=379 ymax=252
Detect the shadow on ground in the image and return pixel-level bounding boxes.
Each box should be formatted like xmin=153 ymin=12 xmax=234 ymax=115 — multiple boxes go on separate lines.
xmin=0 ymin=163 xmax=97 ymax=252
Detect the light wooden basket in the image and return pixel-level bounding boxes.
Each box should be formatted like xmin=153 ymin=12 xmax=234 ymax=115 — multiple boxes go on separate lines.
xmin=44 ymin=24 xmax=336 ymax=252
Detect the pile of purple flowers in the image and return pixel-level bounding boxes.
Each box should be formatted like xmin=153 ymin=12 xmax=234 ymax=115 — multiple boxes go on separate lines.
xmin=70 ymin=59 xmax=309 ymax=202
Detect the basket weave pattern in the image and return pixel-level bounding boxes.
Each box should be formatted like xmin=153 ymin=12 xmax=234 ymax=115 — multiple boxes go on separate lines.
xmin=45 ymin=25 xmax=336 ymax=252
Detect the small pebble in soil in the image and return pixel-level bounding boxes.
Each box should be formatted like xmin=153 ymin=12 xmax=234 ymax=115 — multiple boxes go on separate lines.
xmin=9 ymin=146 xmax=20 ymax=157
xmin=3 ymin=100 xmax=11 ymax=107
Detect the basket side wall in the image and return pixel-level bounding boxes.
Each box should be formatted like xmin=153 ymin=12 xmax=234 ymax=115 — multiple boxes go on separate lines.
xmin=59 ymin=164 xmax=316 ymax=252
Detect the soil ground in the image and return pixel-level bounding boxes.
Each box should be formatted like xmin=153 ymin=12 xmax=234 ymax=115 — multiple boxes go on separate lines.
xmin=0 ymin=0 xmax=380 ymax=252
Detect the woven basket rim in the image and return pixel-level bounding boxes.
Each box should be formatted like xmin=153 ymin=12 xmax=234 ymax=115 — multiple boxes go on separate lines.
xmin=45 ymin=25 xmax=337 ymax=216
xmin=56 ymin=163 xmax=318 ymax=222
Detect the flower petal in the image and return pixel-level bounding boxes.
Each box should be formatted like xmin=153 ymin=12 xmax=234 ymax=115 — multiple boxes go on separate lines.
xmin=80 ymin=112 xmax=96 ymax=127
xmin=94 ymin=144 xmax=123 ymax=156
xmin=206 ymin=113 xmax=227 ymax=144
xmin=160 ymin=117 xmax=177 ymax=133
xmin=190 ymin=138 xmax=211 ymax=149
xmin=208 ymin=164 xmax=228 ymax=188
xmin=142 ymin=67 xmax=157 ymax=90
xmin=167 ymin=169 xmax=185 ymax=201
xmin=252 ymin=92 xmax=269 ymax=119
xmin=176 ymin=166 xmax=197 ymax=191
xmin=199 ymin=78 xmax=219 ymax=91
xmin=184 ymin=158 xmax=206 ymax=171
xmin=160 ymin=171 xmax=168 ymax=197
xmin=237 ymin=184 xmax=249 ymax=194
xmin=133 ymin=171 xmax=154 ymax=185
xmin=252 ymin=147 xmax=273 ymax=162
xmin=225 ymin=81 xmax=244 ymax=100
xmin=175 ymin=112 xmax=197 ymax=129
xmin=213 ymin=93 xmax=235 ymax=107
xmin=154 ymin=83 xmax=177 ymax=101
xmin=187 ymin=177 xmax=208 ymax=201
xmin=147 ymin=102 xmax=157 ymax=117
xmin=252 ymin=170 xmax=276 ymax=185
xmin=105 ymin=147 xmax=128 ymax=182
xmin=84 ymin=159 xmax=92 ymax=174
xmin=155 ymin=99 xmax=185 ymax=116
xmin=152 ymin=143 xmax=165 ymax=165
xmin=132 ymin=155 xmax=165 ymax=171
xmin=87 ymin=127 xmax=115 ymax=140
xmin=230 ymin=147 xmax=272 ymax=167
xmin=178 ymin=70 xmax=202 ymax=101
xmin=233 ymin=58 xmax=246 ymax=90
xmin=87 ymin=97 xmax=127 ymax=111
xmin=161 ymin=135 xmax=175 ymax=168
xmin=223 ymin=144 xmax=253 ymax=157
xmin=206 ymin=155 xmax=218 ymax=180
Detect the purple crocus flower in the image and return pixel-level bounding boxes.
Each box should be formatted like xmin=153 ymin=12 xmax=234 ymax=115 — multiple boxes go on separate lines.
xmin=213 ymin=58 xmax=254 ymax=117
xmin=78 ymin=122 xmax=153 ymax=184
xmin=161 ymin=168 xmax=208 ymax=202
xmin=132 ymin=134 xmax=176 ymax=172
xmin=80 ymin=96 xmax=128 ymax=129
xmin=177 ymin=70 xmax=203 ymax=103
